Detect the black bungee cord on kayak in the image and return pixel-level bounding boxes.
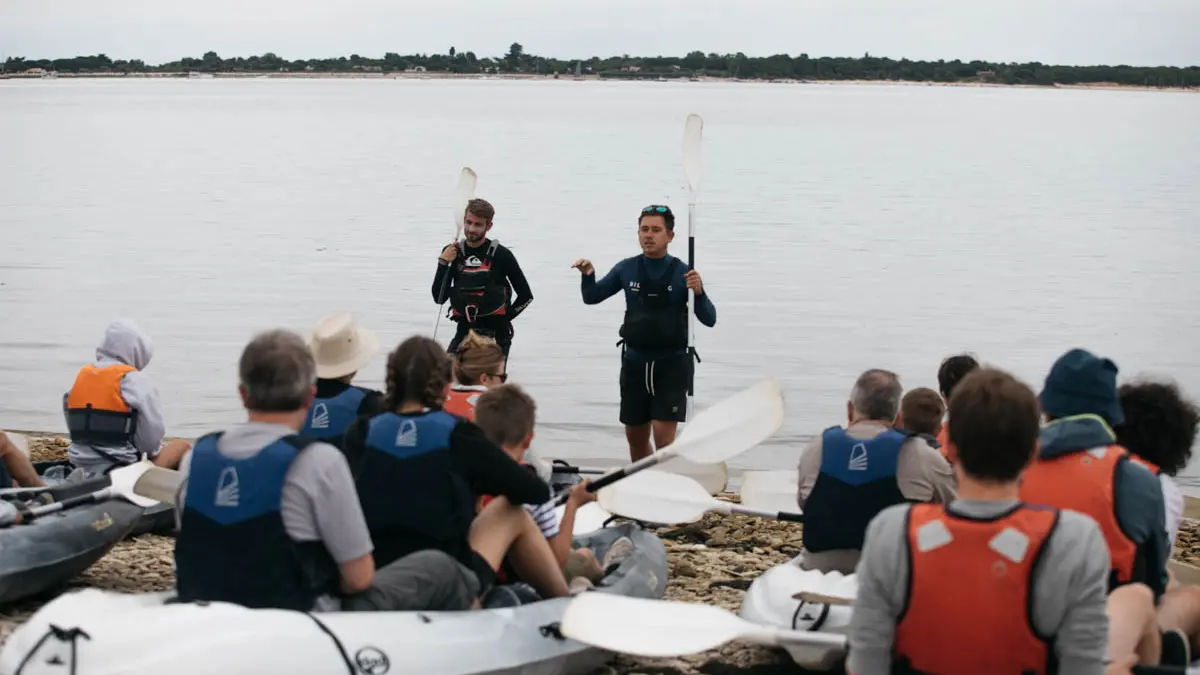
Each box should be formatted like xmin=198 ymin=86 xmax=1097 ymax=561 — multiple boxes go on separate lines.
xmin=12 ymin=624 xmax=90 ymax=675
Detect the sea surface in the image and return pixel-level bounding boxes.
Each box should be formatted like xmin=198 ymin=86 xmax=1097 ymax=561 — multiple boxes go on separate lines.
xmin=1 ymin=78 xmax=1198 ymax=488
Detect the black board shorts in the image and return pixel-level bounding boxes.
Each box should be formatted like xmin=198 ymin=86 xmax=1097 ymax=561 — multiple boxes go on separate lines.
xmin=619 ymin=355 xmax=692 ymax=427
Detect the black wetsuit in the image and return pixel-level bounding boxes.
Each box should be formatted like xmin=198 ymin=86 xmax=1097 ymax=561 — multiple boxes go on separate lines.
xmin=431 ymin=238 xmax=533 ymax=358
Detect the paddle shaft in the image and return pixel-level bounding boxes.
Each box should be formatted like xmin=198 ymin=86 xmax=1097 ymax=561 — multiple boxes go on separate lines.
xmin=715 ymin=503 xmax=803 ymax=523
xmin=15 ymin=487 xmax=116 ymax=524
xmin=431 ymin=248 xmax=457 ymax=338
xmin=554 ymin=451 xmax=669 ymax=506
xmin=687 ymin=201 xmax=696 ymax=405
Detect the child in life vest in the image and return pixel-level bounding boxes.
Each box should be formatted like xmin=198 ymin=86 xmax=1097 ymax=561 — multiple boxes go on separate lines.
xmin=472 ymin=383 xmax=625 ymax=590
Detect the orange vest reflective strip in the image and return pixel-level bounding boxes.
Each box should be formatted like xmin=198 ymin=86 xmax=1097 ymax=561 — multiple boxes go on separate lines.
xmin=894 ymin=503 xmax=1057 ymax=675
xmin=1129 ymin=455 xmax=1162 ymax=476
xmin=1018 ymin=444 xmax=1137 ymax=584
xmin=67 ymin=364 xmax=136 ymax=412
xmin=444 ymin=388 xmax=482 ymax=421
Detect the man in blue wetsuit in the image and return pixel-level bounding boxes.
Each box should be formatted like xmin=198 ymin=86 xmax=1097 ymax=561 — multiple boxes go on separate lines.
xmin=573 ymin=205 xmax=716 ymax=462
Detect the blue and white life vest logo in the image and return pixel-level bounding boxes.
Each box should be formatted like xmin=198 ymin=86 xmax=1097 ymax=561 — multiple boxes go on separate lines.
xmin=395 ymin=420 xmax=419 ymax=447
xmin=848 ymin=443 xmax=868 ymax=471
xmin=215 ymin=467 xmax=240 ymax=507
xmin=310 ymin=403 xmax=330 ymax=430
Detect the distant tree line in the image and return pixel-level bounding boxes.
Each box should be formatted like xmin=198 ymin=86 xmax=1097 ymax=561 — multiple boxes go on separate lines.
xmin=4 ymin=44 xmax=1198 ymax=89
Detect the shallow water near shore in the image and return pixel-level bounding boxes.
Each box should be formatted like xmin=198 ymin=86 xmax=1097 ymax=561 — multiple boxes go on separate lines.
xmin=1 ymin=78 xmax=1199 ymax=489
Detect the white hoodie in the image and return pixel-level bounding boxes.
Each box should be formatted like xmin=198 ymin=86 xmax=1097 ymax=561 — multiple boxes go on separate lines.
xmin=65 ymin=319 xmax=166 ymax=477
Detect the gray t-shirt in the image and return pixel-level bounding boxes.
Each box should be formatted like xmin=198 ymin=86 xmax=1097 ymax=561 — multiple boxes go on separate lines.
xmin=848 ymin=499 xmax=1109 ymax=675
xmin=175 ymin=422 xmax=374 ymax=609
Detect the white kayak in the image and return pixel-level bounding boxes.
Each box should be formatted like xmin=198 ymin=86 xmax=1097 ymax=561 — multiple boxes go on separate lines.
xmin=0 ymin=524 xmax=668 ymax=675
xmin=738 ymin=555 xmax=856 ymax=672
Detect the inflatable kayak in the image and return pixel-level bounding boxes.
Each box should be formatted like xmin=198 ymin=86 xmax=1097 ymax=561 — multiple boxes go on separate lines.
xmin=738 ymin=554 xmax=856 ymax=672
xmin=34 ymin=460 xmax=176 ymax=537
xmin=0 ymin=523 xmax=669 ymax=675
xmin=0 ymin=478 xmax=143 ymax=606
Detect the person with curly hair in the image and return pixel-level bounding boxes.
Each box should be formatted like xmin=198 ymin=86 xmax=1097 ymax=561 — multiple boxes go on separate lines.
xmin=1116 ymin=380 xmax=1199 ymax=550
xmin=341 ymin=335 xmax=568 ymax=605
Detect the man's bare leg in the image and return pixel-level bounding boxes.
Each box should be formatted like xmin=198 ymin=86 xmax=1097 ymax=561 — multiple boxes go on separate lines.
xmin=625 ymin=424 xmax=652 ymax=463
xmin=651 ymin=421 xmax=679 ymax=450
xmin=1107 ymin=583 xmax=1161 ymax=665
xmin=468 ymin=496 xmax=569 ymax=599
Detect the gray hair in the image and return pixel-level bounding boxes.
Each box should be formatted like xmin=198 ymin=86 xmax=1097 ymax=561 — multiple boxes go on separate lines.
xmin=239 ymin=329 xmax=316 ymax=413
xmin=850 ymin=369 xmax=903 ymax=422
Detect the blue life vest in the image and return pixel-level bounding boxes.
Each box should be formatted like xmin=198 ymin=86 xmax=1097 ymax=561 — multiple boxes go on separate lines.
xmin=174 ymin=433 xmax=336 ymax=610
xmin=802 ymin=426 xmax=912 ymax=553
xmin=301 ymin=386 xmax=368 ymax=447
xmin=357 ymin=411 xmax=474 ymax=568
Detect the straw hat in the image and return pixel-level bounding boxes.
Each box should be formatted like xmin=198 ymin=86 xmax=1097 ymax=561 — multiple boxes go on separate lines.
xmin=307 ymin=312 xmax=381 ymax=379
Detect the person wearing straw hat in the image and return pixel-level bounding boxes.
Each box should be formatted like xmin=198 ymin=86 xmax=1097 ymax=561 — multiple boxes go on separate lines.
xmin=302 ymin=313 xmax=384 ymax=450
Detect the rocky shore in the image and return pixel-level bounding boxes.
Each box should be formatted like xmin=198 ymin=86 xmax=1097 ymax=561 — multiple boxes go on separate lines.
xmin=6 ymin=435 xmax=1200 ymax=674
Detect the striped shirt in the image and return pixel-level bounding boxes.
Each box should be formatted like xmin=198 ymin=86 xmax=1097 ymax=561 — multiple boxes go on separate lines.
xmin=526 ymin=500 xmax=560 ymax=539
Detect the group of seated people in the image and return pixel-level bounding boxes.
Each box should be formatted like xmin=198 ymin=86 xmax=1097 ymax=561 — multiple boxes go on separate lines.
xmin=21 ymin=313 xmax=629 ymax=612
xmin=801 ymin=351 xmax=1200 ymax=674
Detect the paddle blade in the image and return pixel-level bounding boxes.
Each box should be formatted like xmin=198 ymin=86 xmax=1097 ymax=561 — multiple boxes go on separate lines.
xmin=107 ymin=463 xmax=159 ymax=507
xmin=656 ymin=456 xmax=728 ymax=494
xmin=739 ymin=470 xmax=799 ymax=514
xmin=133 ymin=466 xmax=183 ymax=505
xmin=598 ymin=470 xmax=716 ymax=524
xmin=4 ymin=432 xmax=30 ymax=457
xmin=667 ymin=377 xmax=785 ymax=465
xmin=452 ymin=167 xmax=478 ymax=237
xmin=561 ymin=593 xmax=751 ymax=658
xmin=683 ymin=114 xmax=703 ymax=200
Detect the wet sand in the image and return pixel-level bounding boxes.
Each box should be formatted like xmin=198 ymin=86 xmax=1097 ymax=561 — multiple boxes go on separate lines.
xmin=5 ymin=435 xmax=1200 ymax=674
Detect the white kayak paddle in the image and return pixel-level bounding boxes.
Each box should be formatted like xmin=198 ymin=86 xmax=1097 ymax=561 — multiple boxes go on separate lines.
xmin=738 ymin=469 xmax=800 ymax=515
xmin=560 ymin=592 xmax=846 ymax=658
xmin=554 ymin=377 xmax=785 ymax=506
xmin=549 ymin=458 xmax=728 ymax=496
xmin=598 ymin=470 xmax=802 ymax=525
xmin=682 ymin=113 xmax=703 ymax=420
xmin=432 ymin=166 xmax=478 ymax=340
xmin=4 ymin=463 xmax=160 ymax=527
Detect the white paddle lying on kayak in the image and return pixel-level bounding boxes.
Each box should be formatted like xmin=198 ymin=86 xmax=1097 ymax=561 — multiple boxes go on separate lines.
xmin=598 ymin=470 xmax=803 ymax=524
xmin=553 ymin=377 xmax=785 ymax=506
xmin=1 ymin=463 xmax=160 ymax=527
xmin=560 ymin=592 xmax=846 ymax=658
xmin=432 ymin=166 xmax=478 ymax=340
xmin=738 ymin=469 xmax=800 ymax=514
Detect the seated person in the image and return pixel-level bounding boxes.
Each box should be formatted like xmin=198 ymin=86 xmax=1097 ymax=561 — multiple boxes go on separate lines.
xmin=1020 ymin=349 xmax=1192 ymax=666
xmin=894 ymin=387 xmax=945 ymax=448
xmin=0 ymin=432 xmax=44 ymax=488
xmin=796 ymin=368 xmax=955 ymax=574
xmin=472 ymin=383 xmax=630 ymax=590
xmin=850 ymin=368 xmax=1114 ymax=675
xmin=444 ymin=330 xmax=507 ymax=421
xmin=63 ymin=318 xmax=190 ymax=478
xmin=934 ymin=353 xmax=979 ymax=455
xmin=342 ymin=335 xmax=569 ymax=603
xmin=173 ymin=329 xmax=479 ymax=613
xmin=301 ymin=312 xmax=384 ymax=449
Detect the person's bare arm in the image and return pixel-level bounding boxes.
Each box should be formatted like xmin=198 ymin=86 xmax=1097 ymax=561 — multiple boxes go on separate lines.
xmin=338 ymin=553 xmax=375 ymax=595
xmin=0 ymin=434 xmax=44 ymax=487
xmin=549 ymin=482 xmax=596 ymax=567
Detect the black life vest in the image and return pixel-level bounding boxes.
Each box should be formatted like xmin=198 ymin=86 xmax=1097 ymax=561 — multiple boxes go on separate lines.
xmin=356 ymin=411 xmax=476 ymax=568
xmin=300 ymin=385 xmax=368 ymax=449
xmin=450 ymin=240 xmax=509 ymax=324
xmin=618 ymin=257 xmax=688 ymax=350
xmin=175 ymin=433 xmax=338 ymax=610
xmin=803 ymin=426 xmax=913 ymax=553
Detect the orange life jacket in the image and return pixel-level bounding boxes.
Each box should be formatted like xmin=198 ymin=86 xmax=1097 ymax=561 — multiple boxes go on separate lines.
xmin=935 ymin=425 xmax=951 ymax=462
xmin=64 ymin=364 xmax=139 ymax=446
xmin=894 ymin=503 xmax=1058 ymax=675
xmin=1128 ymin=455 xmax=1162 ymax=476
xmin=444 ymin=386 xmax=485 ymax=421
xmin=1018 ymin=444 xmax=1137 ymax=586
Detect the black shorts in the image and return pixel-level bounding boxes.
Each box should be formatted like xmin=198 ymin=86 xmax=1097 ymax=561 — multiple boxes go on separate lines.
xmin=619 ymin=355 xmax=692 ymax=427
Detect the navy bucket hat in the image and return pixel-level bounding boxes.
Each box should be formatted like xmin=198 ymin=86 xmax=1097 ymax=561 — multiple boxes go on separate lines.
xmin=1039 ymin=348 xmax=1124 ymax=425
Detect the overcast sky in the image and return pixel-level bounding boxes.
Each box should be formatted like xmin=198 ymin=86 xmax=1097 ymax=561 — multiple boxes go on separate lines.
xmin=3 ymin=0 xmax=1197 ymax=67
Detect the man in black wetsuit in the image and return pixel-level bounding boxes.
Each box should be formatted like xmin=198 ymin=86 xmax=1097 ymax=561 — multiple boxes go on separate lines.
xmin=431 ymin=199 xmax=533 ymax=360
xmin=573 ymin=205 xmax=717 ymax=462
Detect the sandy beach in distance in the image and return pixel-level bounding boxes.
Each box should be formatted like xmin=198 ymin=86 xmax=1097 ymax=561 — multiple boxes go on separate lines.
xmin=2 ymin=69 xmax=1195 ymax=94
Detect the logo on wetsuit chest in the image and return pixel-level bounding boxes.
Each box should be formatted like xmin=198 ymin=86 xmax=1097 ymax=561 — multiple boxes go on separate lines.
xmin=629 ymin=281 xmax=640 ymax=291
xmin=464 ymin=255 xmax=483 ymax=268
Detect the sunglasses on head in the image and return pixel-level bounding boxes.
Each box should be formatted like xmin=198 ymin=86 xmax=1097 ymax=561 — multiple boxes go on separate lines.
xmin=490 ymin=372 xmax=508 ymax=383
xmin=641 ymin=205 xmax=672 ymax=215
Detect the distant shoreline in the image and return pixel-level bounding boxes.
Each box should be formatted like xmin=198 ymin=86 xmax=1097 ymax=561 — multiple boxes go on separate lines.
xmin=2 ymin=70 xmax=1194 ymax=94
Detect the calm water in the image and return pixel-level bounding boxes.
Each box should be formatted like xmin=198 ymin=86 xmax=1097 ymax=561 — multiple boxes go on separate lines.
xmin=1 ymin=78 xmax=1198 ymax=486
